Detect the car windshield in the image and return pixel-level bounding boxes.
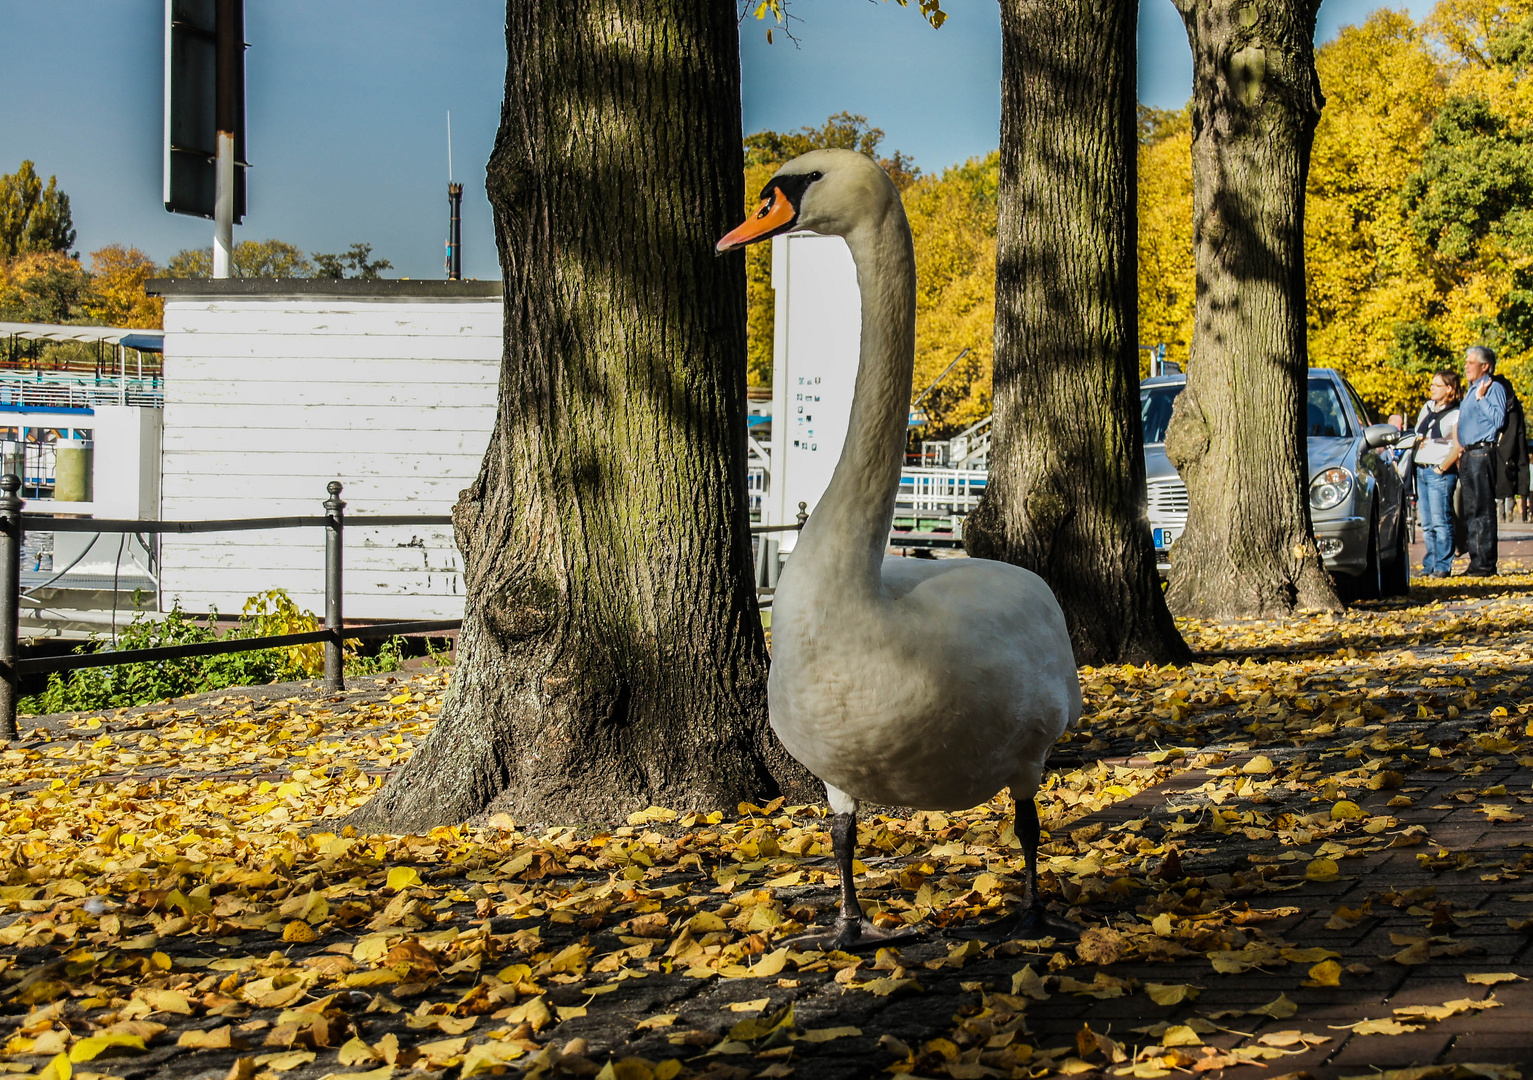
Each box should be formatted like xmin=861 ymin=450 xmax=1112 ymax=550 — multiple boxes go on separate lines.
xmin=1139 ymin=377 xmax=1353 ymax=441
xmin=1306 ymin=380 xmax=1350 ymax=438
xmin=1141 ymin=385 xmax=1180 ymax=444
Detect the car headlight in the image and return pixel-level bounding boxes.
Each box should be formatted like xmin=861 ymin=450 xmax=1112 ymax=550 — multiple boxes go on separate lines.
xmin=1309 ymin=467 xmax=1353 ymax=511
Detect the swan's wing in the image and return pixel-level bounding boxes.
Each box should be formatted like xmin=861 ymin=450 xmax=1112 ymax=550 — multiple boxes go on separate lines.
xmin=880 ymin=554 xmax=1082 ymax=720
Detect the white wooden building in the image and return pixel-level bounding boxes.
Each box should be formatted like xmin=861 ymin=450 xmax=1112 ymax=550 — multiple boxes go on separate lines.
xmin=149 ymin=278 xmax=502 ymax=620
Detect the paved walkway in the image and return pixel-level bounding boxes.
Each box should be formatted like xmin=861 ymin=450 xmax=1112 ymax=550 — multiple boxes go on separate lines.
xmin=0 ymin=582 xmax=1531 ymax=1079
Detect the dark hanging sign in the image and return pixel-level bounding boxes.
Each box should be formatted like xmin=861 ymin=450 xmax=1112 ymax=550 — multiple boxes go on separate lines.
xmin=163 ymin=0 xmax=246 ymax=221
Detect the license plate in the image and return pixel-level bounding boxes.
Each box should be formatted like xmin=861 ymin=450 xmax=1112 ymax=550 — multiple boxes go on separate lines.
xmin=1154 ymin=527 xmax=1177 ymax=550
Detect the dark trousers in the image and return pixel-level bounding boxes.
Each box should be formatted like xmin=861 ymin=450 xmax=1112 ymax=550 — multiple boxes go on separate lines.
xmin=1460 ymin=446 xmax=1499 ymax=573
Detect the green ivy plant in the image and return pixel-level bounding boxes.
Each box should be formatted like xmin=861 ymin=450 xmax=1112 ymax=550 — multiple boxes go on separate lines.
xmin=19 ymin=590 xmax=408 ymax=715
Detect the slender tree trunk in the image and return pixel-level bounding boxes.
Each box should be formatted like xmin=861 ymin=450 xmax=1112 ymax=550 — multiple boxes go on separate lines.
xmin=965 ymin=0 xmax=1188 ymax=666
xmin=1163 ymin=0 xmax=1341 ymax=618
xmin=345 ymin=0 xmax=809 ymax=832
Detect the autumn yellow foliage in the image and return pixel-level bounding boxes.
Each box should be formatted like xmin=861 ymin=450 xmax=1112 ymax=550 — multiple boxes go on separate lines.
xmin=81 ymin=244 xmax=163 ymax=328
xmin=1305 ymin=10 xmax=1446 ymax=412
xmin=903 ymin=153 xmax=998 ymax=435
xmin=1135 ymin=3 xmax=1533 ymax=416
xmin=1138 ymin=109 xmax=1195 ymax=370
xmin=0 ymin=245 xmax=162 ymax=330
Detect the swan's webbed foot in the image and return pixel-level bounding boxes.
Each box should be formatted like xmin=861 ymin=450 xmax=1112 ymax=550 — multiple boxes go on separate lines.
xmin=981 ymin=904 xmax=1080 ymax=942
xmin=781 ymin=916 xmax=922 ymax=953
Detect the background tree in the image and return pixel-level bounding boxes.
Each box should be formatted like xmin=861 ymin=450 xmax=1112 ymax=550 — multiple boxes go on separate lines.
xmin=903 ymin=153 xmax=999 ymax=435
xmin=165 ymin=239 xmax=315 ymax=279
xmin=0 ymin=162 xmax=75 ymax=259
xmin=1134 ymin=3 xmax=1533 ymax=420
xmin=82 ymin=245 xmax=163 ymax=328
xmin=0 ymin=254 xmax=89 ymax=323
xmin=312 ymin=242 xmax=392 ymax=280
xmin=345 ymin=0 xmax=806 ymax=831
xmin=1161 ymin=0 xmax=1341 ymax=618
xmin=1402 ymin=8 xmax=1533 ymax=383
xmin=1138 ymin=106 xmax=1196 ymax=367
xmin=964 ymin=0 xmax=1187 ymax=666
xmin=1306 ymin=11 xmax=1445 ymax=415
xmin=164 ymin=248 xmax=212 ymax=279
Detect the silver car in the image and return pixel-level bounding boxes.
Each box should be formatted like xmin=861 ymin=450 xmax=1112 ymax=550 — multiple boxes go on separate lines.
xmin=1141 ymin=369 xmax=1411 ymax=599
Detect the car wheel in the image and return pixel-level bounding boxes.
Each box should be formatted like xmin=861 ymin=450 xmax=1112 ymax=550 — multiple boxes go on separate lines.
xmin=1336 ymin=502 xmax=1382 ymax=604
xmin=1381 ymin=508 xmax=1411 ymax=597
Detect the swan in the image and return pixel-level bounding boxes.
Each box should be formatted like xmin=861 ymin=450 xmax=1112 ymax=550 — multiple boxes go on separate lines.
xmin=717 ymin=149 xmax=1084 ymax=949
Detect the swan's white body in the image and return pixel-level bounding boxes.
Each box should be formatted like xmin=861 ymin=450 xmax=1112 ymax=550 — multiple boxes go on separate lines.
xmin=754 ymin=149 xmax=1082 ymax=815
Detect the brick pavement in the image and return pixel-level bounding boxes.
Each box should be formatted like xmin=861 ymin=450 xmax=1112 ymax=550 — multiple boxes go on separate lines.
xmin=1004 ymin=743 xmax=1533 ymax=1077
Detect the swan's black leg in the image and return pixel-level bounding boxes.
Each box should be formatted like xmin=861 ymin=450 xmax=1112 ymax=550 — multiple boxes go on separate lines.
xmin=1018 ymin=795 xmax=1042 ymax=910
xmin=955 ymin=796 xmax=1078 ymax=942
xmin=831 ymin=811 xmax=863 ymax=928
xmin=1011 ymin=796 xmax=1078 ymax=939
xmin=781 ymin=810 xmax=919 ymax=952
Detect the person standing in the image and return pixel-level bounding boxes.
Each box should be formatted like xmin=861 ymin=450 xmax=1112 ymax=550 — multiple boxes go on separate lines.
xmin=1415 ymin=371 xmax=1462 ymax=578
xmin=1456 ymin=345 xmax=1508 ymax=576
xmin=1492 ymin=368 xmax=1529 ymax=521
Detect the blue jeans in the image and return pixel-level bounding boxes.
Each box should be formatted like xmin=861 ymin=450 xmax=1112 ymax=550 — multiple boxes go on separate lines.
xmin=1417 ymin=465 xmax=1458 ymax=575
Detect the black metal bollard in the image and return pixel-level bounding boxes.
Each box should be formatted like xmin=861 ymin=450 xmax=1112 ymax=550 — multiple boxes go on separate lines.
xmin=0 ymin=475 xmax=22 ymax=740
xmin=323 ymin=481 xmax=345 ymax=691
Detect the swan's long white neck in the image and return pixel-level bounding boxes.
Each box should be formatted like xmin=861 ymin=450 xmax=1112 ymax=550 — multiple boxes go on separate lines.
xmin=792 ymin=206 xmax=916 ymax=591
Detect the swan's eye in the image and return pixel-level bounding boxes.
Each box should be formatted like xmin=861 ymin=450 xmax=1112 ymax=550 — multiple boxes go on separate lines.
xmin=808 ymin=171 xmax=823 ymax=182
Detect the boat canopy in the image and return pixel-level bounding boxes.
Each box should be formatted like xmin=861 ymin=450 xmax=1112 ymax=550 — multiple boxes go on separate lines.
xmin=0 ymin=322 xmax=164 ymax=353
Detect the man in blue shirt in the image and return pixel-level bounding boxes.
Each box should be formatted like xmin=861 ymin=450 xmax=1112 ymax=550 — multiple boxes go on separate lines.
xmin=1456 ymin=345 xmax=1507 ymax=576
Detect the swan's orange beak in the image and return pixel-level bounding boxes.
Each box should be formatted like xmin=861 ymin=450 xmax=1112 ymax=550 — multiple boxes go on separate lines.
xmin=716 ymin=188 xmax=797 ymax=253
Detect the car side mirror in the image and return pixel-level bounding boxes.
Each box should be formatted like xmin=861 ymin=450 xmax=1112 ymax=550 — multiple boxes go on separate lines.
xmin=1364 ymin=424 xmax=1400 ymax=448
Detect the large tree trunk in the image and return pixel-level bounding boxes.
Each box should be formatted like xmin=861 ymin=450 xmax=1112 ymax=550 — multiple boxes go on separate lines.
xmin=1163 ymin=0 xmax=1342 ymax=618
xmin=345 ymin=0 xmax=807 ymax=833
xmin=964 ymin=0 xmax=1188 ymax=666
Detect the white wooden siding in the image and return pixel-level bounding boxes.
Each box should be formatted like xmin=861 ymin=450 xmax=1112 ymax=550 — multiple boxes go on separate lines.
xmin=159 ymin=295 xmax=501 ymax=621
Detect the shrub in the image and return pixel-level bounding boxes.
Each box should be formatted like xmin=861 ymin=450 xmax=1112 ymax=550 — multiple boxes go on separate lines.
xmin=19 ymin=589 xmax=405 ymax=714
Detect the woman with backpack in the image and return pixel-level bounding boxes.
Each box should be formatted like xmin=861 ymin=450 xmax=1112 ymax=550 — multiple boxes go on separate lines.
xmin=1415 ymin=370 xmax=1462 ymax=578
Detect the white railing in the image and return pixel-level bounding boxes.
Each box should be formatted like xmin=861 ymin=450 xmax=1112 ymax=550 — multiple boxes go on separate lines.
xmin=0 ymin=376 xmax=163 ymax=410
xmin=746 ymin=447 xmax=987 ymax=527
xmin=918 ymin=414 xmax=992 ymax=469
xmin=746 ymin=434 xmax=770 ymax=517
xmin=897 ymin=467 xmax=988 ymax=514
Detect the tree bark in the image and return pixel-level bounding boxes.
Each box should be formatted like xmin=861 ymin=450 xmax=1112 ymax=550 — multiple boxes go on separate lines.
xmin=345 ymin=0 xmax=809 ymax=832
xmin=1163 ymin=0 xmax=1342 ymax=618
xmin=964 ymin=0 xmax=1188 ymax=666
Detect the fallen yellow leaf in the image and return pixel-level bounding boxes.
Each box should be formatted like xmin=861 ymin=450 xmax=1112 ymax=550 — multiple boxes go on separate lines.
xmin=1305 ymin=960 xmax=1343 ymax=987
xmin=386 ymin=866 xmax=423 ymax=891
xmin=1330 ymin=800 xmax=1365 ymax=821
xmin=69 ymin=1033 xmax=146 ymax=1062
xmin=1305 ymin=857 xmax=1340 ymax=881
xmin=1144 ymin=983 xmax=1200 ymax=1006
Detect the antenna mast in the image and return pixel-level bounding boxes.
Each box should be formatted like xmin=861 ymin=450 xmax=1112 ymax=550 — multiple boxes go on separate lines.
xmin=445 ymin=112 xmax=462 ymax=280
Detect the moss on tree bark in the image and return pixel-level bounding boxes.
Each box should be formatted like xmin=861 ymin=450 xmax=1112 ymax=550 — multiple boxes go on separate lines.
xmin=1163 ymin=0 xmax=1342 ymax=619
xmin=965 ymin=0 xmax=1188 ymax=667
xmin=344 ymin=0 xmax=810 ymax=833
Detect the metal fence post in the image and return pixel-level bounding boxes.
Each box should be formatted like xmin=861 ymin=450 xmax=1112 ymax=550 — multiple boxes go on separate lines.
xmin=323 ymin=481 xmax=345 ymax=691
xmin=0 ymin=475 xmax=22 ymax=740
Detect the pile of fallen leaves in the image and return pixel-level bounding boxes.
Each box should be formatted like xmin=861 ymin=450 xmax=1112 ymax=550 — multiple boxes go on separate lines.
xmin=0 ymin=576 xmax=1531 ymax=1079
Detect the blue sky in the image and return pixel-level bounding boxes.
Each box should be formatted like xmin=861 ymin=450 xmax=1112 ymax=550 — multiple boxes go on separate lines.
xmin=0 ymin=1 xmax=1432 ymax=283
